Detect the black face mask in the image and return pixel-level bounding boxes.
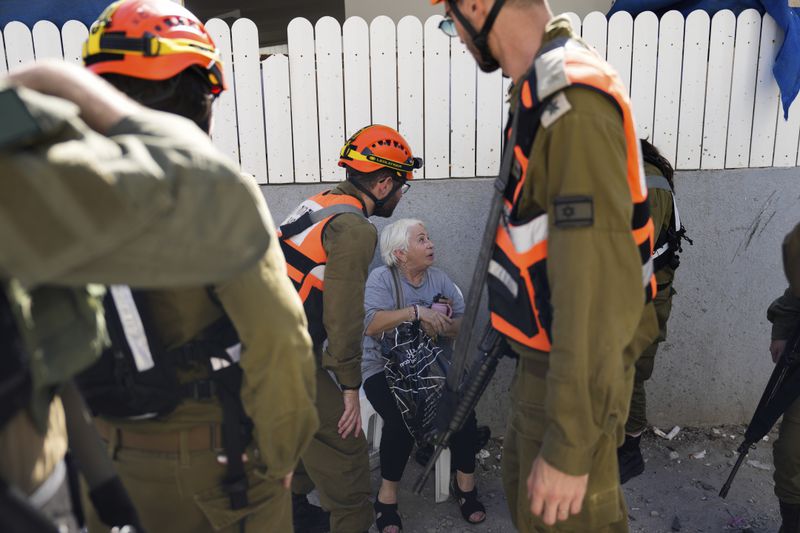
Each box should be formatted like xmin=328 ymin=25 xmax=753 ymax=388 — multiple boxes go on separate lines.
xmin=448 ymin=0 xmax=507 ymax=73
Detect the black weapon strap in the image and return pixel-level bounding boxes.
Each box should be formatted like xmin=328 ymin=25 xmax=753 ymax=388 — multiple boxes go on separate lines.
xmin=390 ymin=266 xmax=406 ymax=310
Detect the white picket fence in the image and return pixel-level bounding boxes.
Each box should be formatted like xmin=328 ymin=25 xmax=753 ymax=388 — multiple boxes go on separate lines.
xmin=2 ymin=10 xmax=798 ymax=184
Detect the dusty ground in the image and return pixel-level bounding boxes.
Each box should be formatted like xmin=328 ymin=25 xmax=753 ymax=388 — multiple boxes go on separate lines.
xmin=361 ymin=425 xmax=781 ymax=532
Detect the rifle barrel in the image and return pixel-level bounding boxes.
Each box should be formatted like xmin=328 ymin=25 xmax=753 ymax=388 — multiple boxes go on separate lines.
xmin=719 ymin=448 xmax=749 ymax=499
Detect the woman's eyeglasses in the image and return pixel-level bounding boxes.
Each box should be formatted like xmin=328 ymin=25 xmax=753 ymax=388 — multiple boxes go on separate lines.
xmin=438 ymin=16 xmax=458 ymax=38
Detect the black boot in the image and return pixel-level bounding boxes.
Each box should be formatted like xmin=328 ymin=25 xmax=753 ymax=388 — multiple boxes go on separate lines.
xmin=292 ymin=493 xmax=330 ymax=533
xmin=617 ymin=434 xmax=644 ymax=485
xmin=780 ymin=501 xmax=800 ymax=533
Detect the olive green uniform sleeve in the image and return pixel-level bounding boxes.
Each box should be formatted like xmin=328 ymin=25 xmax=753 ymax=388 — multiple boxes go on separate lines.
xmin=767 ymin=290 xmax=800 ymax=340
xmin=784 ymin=222 xmax=800 ymax=298
xmin=321 ymin=207 xmax=378 ymax=389
xmin=520 ymin=88 xmax=650 ymax=476
xmin=215 ymin=213 xmax=318 ymax=479
xmin=0 ymin=86 xmax=270 ymax=289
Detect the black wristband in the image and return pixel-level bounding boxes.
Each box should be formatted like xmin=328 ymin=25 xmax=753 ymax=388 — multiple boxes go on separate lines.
xmin=341 ymin=383 xmax=361 ymax=391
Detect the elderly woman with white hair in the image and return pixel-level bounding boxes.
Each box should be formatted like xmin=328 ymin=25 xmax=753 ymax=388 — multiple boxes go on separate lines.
xmin=362 ymin=218 xmax=486 ymax=533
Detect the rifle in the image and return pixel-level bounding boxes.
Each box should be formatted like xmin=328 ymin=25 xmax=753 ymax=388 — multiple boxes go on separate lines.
xmin=413 ymin=327 xmax=506 ymax=494
xmin=61 ymin=381 xmax=145 ymax=531
xmin=719 ymin=319 xmax=800 ymax=498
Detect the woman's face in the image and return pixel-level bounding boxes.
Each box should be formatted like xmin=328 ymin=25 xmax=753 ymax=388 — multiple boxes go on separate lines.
xmin=399 ymin=224 xmax=435 ymax=271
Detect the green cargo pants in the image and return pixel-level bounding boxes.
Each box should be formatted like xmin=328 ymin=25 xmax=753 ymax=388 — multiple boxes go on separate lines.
xmin=84 ymin=439 xmax=290 ymax=533
xmin=775 ymin=397 xmax=800 ymax=505
xmin=295 ymin=366 xmax=372 ymax=533
xmin=502 ymin=358 xmax=629 ymax=532
xmin=626 ymin=285 xmax=674 ymax=435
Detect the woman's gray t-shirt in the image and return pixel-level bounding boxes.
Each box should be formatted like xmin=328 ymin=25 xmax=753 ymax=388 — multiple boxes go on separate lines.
xmin=361 ymin=265 xmax=465 ymax=381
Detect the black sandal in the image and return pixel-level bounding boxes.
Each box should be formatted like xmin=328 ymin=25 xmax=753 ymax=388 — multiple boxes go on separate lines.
xmin=374 ymin=498 xmax=403 ymax=532
xmin=451 ymin=478 xmax=487 ymax=525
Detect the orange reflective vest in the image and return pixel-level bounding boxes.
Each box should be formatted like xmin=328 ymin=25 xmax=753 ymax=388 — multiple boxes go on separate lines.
xmin=278 ymin=191 xmax=365 ymax=346
xmin=488 ymin=38 xmax=656 ymax=352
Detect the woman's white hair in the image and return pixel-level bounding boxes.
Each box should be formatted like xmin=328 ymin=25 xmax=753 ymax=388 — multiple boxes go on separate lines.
xmin=380 ymin=218 xmax=425 ymax=267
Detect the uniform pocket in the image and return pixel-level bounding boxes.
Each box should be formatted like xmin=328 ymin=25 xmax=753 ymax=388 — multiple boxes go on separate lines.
xmin=193 ymin=466 xmax=282 ymax=531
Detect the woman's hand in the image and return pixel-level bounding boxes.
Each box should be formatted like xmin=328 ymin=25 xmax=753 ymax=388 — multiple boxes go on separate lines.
xmin=418 ymin=306 xmax=452 ymax=336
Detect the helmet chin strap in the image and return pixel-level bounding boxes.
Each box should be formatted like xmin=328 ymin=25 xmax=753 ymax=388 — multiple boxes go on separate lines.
xmin=347 ymin=176 xmax=402 ymax=212
xmin=448 ymin=0 xmax=506 ymax=73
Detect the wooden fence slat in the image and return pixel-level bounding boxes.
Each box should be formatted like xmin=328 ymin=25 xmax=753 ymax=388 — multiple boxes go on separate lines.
xmin=701 ymin=10 xmax=736 ymax=169
xmin=263 ymin=55 xmax=294 ymax=184
xmin=582 ymin=11 xmax=608 ymax=58
xmin=232 ymin=18 xmax=267 ymax=183
xmin=676 ymin=10 xmax=711 ymax=169
xmin=502 ymin=76 xmax=512 ymax=128
xmin=424 ymin=15 xmax=450 ymax=178
xmin=397 ymin=16 xmax=424 ymax=178
xmin=288 ymin=17 xmax=321 ymax=183
xmin=450 ymin=36 xmax=476 ymax=178
xmin=652 ymin=11 xmax=684 ymax=165
xmin=4 ymin=22 xmax=35 ymax=72
xmin=749 ymin=15 xmax=782 ymax=167
xmin=564 ymin=12 xmax=581 ymax=35
xmin=630 ymin=11 xmax=659 ymax=140
xmin=476 ymin=68 xmax=503 ymax=177
xmin=0 ymin=30 xmax=7 ymax=75
xmin=315 ymin=17 xmax=345 ymax=182
xmin=725 ymin=9 xmax=761 ymax=168
xmin=32 ymin=21 xmax=62 ymax=60
xmin=343 ymin=17 xmax=371 ymax=139
xmin=370 ymin=16 xmax=398 ymax=129
xmin=607 ymin=12 xmax=634 ymax=91
xmin=774 ymin=96 xmax=800 ymax=167
xmin=61 ymin=21 xmax=87 ymax=65
xmin=206 ymin=18 xmax=239 ymax=166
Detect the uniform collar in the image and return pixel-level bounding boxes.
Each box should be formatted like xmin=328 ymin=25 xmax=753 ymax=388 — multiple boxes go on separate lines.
xmin=331 ymin=181 xmax=369 ymax=216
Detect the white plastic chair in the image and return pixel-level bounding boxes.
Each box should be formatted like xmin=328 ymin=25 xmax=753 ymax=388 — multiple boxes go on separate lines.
xmin=359 ymin=388 xmax=451 ymax=502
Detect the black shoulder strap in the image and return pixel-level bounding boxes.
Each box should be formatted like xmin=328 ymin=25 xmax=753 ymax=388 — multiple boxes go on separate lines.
xmin=390 ymin=267 xmax=405 ymax=310
xmin=279 ymin=203 xmax=364 ymax=239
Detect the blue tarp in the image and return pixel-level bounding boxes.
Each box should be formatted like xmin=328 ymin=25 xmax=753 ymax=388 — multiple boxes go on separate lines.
xmin=0 ymin=1 xmax=108 ymax=29
xmin=608 ymin=0 xmax=800 ymax=118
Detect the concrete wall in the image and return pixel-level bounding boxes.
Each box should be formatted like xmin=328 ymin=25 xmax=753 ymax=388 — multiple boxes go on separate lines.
xmin=261 ymin=166 xmax=799 ymax=434
xmin=344 ymin=0 xmax=614 ymax=22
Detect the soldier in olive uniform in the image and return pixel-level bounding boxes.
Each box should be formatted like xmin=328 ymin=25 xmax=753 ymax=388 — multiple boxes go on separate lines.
xmin=767 ymin=222 xmax=800 ymax=533
xmin=279 ymin=125 xmax=420 ymax=533
xmin=0 ymin=60 xmax=274 ymax=532
xmin=75 ymin=2 xmax=319 ymax=532
xmin=430 ymin=0 xmax=658 ymax=531
xmin=619 ymin=140 xmax=688 ymax=483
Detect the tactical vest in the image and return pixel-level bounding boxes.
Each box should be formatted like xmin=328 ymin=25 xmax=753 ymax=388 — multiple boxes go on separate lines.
xmin=278 ymin=192 xmax=366 ymax=346
xmin=487 ymin=38 xmax=656 ymax=352
xmin=645 ymin=173 xmax=690 ymax=275
xmin=76 ymin=286 xmax=253 ymax=509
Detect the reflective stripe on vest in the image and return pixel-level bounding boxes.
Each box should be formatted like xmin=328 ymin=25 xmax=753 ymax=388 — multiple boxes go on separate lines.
xmin=278 ymin=191 xmax=365 ymax=346
xmin=488 ymin=38 xmax=656 ymax=352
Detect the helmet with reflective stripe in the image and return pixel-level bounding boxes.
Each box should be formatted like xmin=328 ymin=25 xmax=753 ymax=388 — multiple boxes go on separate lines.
xmin=338 ymin=125 xmax=422 ymax=181
xmin=82 ymin=0 xmax=226 ymax=95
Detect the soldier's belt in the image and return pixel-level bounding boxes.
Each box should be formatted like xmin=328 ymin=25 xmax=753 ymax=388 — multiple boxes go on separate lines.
xmin=95 ymin=418 xmax=223 ymax=453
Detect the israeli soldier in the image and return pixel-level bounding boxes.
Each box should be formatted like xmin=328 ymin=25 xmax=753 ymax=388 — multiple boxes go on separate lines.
xmin=618 ymin=139 xmax=690 ymax=483
xmin=74 ymin=1 xmax=319 ymax=532
xmin=766 ymin=222 xmax=800 ymax=533
xmin=430 ymin=0 xmax=658 ymax=530
xmin=279 ymin=124 xmax=421 ymax=532
xmin=0 ymin=60 xmax=275 ymax=532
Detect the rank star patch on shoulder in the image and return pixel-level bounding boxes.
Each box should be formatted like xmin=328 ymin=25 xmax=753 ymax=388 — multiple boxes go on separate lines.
xmin=540 ymin=92 xmax=572 ymax=128
xmin=553 ymin=195 xmax=593 ymax=228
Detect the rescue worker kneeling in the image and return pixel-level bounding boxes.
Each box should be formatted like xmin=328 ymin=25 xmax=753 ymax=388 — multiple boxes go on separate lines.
xmin=280 ymin=125 xmax=420 ymax=533
xmin=75 ymin=2 xmax=318 ymax=532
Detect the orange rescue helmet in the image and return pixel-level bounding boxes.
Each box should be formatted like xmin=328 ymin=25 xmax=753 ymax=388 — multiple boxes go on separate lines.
xmin=83 ymin=0 xmax=226 ymax=95
xmin=338 ymin=125 xmax=422 ymax=181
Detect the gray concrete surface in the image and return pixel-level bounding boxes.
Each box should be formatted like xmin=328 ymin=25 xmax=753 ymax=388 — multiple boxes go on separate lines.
xmin=261 ymin=166 xmax=799 ymax=433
